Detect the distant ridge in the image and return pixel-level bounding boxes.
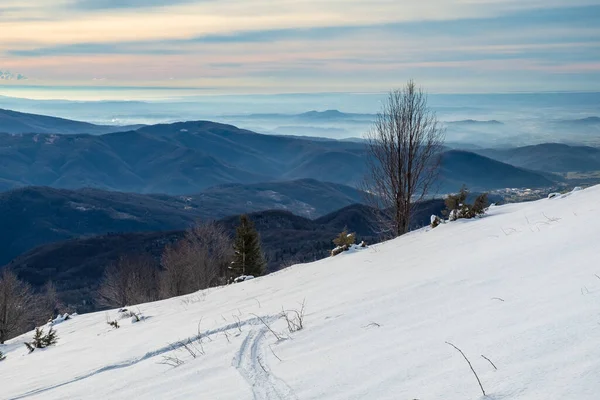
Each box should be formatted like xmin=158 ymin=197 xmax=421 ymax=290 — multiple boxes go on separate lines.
xmin=438 ymin=150 xmax=554 ymax=192
xmin=446 ymin=119 xmax=504 ymax=125
xmin=224 ymin=109 xmax=375 ymax=120
xmin=0 ymin=112 xmax=556 ymax=194
xmin=474 ymin=143 xmax=600 ymax=173
xmin=557 ymin=116 xmax=600 ymax=125
xmin=0 ymin=108 xmax=143 ymax=135
xmin=0 ymin=180 xmax=366 ymax=265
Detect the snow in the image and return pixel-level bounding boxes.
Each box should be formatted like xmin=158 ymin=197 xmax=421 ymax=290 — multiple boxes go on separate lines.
xmin=49 ymin=313 xmax=74 ymax=326
xmin=233 ymin=275 xmax=255 ymax=283
xmin=2 ymin=185 xmax=600 ymax=399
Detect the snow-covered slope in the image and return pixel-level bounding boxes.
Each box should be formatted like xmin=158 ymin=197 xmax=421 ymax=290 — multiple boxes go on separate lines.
xmin=2 ymin=186 xmax=600 ymax=400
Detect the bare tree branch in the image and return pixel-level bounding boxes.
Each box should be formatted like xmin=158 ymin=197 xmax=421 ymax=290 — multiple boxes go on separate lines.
xmin=446 ymin=341 xmax=486 ymax=396
xmin=481 ymin=354 xmax=498 ymax=370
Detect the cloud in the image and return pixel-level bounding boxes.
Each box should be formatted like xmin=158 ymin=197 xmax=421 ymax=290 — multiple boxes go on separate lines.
xmin=8 ymin=43 xmax=182 ymax=57
xmin=69 ymin=0 xmax=205 ymax=10
xmin=4 ymin=1 xmax=596 ymax=46
xmin=1 ymin=1 xmax=599 ymax=93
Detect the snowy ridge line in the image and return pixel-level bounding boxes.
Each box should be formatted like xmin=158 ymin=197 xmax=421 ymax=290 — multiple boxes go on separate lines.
xmin=234 ymin=327 xmax=299 ymax=400
xmin=8 ymin=315 xmax=280 ymax=400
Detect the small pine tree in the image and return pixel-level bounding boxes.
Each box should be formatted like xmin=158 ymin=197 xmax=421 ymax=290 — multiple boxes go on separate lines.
xmin=444 ymin=186 xmax=489 ymax=220
xmin=26 ymin=326 xmax=59 ymax=352
xmin=31 ymin=327 xmax=45 ymax=348
xmin=230 ymin=215 xmax=266 ymax=278
xmin=444 ymin=185 xmax=469 ymax=220
xmin=25 ymin=342 xmax=35 ymax=353
xmin=472 ymin=193 xmax=489 ymax=215
xmin=42 ymin=326 xmax=58 ymax=347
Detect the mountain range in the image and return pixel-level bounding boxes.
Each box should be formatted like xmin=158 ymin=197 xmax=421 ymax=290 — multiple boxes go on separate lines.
xmin=224 ymin=109 xmax=375 ymax=122
xmin=0 ymin=114 xmax=558 ymax=194
xmin=0 ymin=180 xmax=365 ymax=266
xmin=0 ymin=120 xmax=368 ymax=193
xmin=0 ymin=109 xmax=589 ymax=314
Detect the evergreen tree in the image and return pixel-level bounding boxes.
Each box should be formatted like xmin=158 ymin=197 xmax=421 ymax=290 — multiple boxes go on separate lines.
xmin=42 ymin=326 xmax=59 ymax=347
xmin=231 ymin=215 xmax=266 ymax=278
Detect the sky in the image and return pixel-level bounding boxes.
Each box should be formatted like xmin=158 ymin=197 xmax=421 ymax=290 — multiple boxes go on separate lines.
xmin=0 ymin=0 xmax=599 ymax=99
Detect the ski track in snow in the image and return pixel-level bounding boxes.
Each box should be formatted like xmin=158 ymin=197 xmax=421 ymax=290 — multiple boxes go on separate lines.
xmin=8 ymin=316 xmax=279 ymax=400
xmin=233 ymin=327 xmax=298 ymax=400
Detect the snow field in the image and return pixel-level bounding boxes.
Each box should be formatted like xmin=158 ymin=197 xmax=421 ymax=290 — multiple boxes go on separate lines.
xmin=1 ymin=185 xmax=600 ymax=399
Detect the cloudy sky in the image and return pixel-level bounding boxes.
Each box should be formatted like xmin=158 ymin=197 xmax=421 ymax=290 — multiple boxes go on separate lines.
xmin=0 ymin=0 xmax=599 ymax=97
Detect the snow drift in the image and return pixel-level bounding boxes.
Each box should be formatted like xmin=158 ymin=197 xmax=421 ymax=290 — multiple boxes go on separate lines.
xmin=2 ymin=185 xmax=600 ymax=399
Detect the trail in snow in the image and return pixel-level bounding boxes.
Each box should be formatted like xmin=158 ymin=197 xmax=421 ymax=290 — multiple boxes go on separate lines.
xmin=8 ymin=316 xmax=278 ymax=400
xmin=233 ymin=327 xmax=298 ymax=400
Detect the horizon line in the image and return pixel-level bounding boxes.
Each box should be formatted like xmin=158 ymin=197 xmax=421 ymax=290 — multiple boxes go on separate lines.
xmin=2 ymin=88 xmax=600 ymax=103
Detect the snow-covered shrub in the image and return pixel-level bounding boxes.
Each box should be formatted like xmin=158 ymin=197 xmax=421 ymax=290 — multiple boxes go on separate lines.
xmin=444 ymin=186 xmax=489 ymax=221
xmin=430 ymin=215 xmax=443 ymax=228
xmin=330 ymin=246 xmax=345 ymax=257
xmin=331 ymin=229 xmax=356 ymax=256
xmin=115 ymin=308 xmax=144 ymax=322
xmin=233 ymin=275 xmax=255 ymax=283
xmin=0 ymin=350 xmax=5 ymax=361
xmin=50 ymin=313 xmax=73 ymax=326
xmin=333 ymin=229 xmax=356 ymax=248
xmin=25 ymin=326 xmax=58 ymax=353
xmin=332 ymin=242 xmax=367 ymax=257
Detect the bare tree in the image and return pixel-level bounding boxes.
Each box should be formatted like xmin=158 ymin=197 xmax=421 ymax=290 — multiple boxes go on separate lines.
xmin=36 ymin=281 xmax=62 ymax=321
xmin=160 ymin=222 xmax=233 ymax=298
xmin=97 ymin=254 xmax=158 ymax=309
xmin=188 ymin=222 xmax=233 ymax=287
xmin=0 ymin=269 xmax=36 ymax=344
xmin=363 ymin=80 xmax=445 ymax=236
xmin=160 ymin=240 xmax=194 ymax=298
